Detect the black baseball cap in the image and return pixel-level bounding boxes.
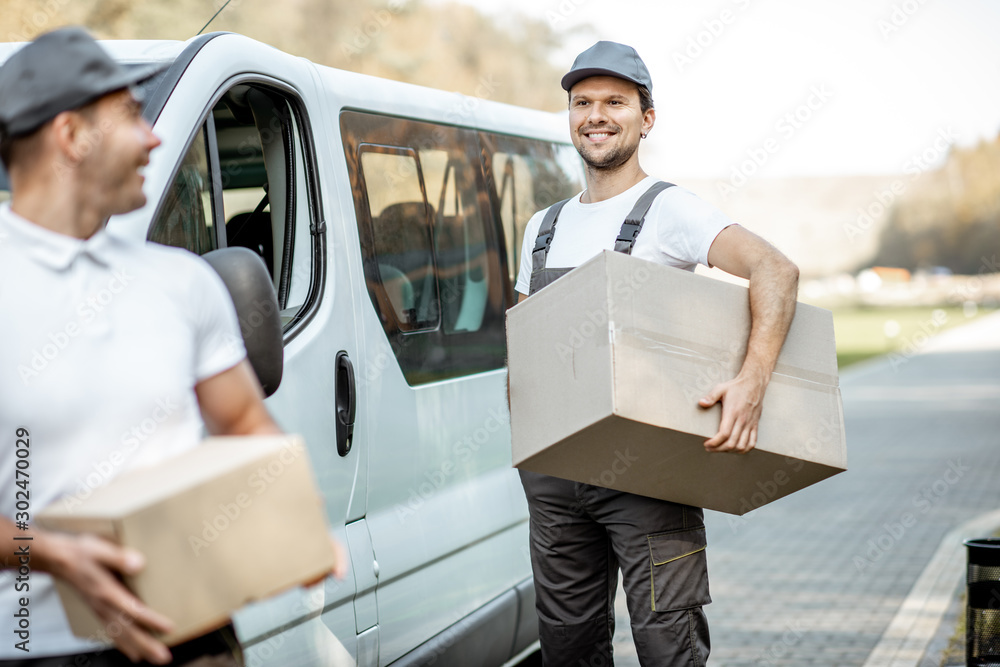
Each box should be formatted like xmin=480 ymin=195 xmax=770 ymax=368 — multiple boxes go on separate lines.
xmin=0 ymin=26 xmax=166 ymax=137
xmin=561 ymin=41 xmax=653 ymax=95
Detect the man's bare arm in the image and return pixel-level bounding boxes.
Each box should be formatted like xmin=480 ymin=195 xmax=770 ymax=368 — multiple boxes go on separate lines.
xmin=195 ymin=359 xmax=282 ymax=436
xmin=701 ymin=225 xmax=799 ymax=453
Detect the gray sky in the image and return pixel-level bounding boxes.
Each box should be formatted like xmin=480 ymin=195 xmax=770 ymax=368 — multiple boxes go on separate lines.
xmin=439 ymin=0 xmax=1000 ymax=179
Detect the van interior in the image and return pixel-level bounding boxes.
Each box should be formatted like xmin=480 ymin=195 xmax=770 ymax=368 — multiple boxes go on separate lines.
xmin=148 ymin=83 xmax=314 ymax=328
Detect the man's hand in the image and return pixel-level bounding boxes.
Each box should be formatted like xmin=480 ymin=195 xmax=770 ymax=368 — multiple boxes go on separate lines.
xmin=34 ymin=529 xmax=175 ymax=664
xmin=703 ymin=225 xmax=799 ymax=456
xmin=302 ymin=536 xmax=349 ymax=587
xmin=331 ymin=536 xmax=348 ymax=581
xmin=699 ymin=368 xmax=768 ymax=454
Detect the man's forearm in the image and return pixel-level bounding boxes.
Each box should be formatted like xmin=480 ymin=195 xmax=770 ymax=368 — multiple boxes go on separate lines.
xmin=740 ymin=254 xmax=799 ymax=383
xmin=1 ymin=516 xmax=63 ymax=574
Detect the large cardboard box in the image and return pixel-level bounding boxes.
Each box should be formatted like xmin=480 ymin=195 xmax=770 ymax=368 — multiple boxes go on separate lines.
xmin=507 ymin=251 xmax=846 ymax=515
xmin=37 ymin=435 xmax=334 ymax=645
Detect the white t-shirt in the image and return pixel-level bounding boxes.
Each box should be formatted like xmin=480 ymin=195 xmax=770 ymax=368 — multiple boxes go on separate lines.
xmin=514 ymin=177 xmax=736 ymax=295
xmin=0 ymin=205 xmax=246 ymax=658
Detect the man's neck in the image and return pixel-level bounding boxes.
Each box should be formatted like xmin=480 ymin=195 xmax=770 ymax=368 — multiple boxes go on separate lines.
xmin=9 ymin=182 xmax=105 ymax=240
xmin=580 ymin=160 xmax=648 ymax=204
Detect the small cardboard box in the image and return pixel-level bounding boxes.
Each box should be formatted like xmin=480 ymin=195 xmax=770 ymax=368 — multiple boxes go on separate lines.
xmin=507 ymin=251 xmax=846 ymax=515
xmin=37 ymin=435 xmax=334 ymax=645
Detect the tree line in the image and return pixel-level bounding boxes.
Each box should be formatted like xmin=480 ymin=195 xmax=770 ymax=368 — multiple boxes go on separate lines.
xmin=1 ymin=0 xmax=575 ymax=112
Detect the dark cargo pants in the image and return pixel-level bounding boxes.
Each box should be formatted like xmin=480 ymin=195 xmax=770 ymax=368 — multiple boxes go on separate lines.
xmin=520 ymin=470 xmax=711 ymax=667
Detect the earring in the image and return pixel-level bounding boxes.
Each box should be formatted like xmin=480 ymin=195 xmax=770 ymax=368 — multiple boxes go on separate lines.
xmin=641 ymin=132 xmax=647 ymax=139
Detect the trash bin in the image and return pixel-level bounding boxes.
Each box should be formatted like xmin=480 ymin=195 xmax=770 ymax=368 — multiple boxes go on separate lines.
xmin=965 ymin=538 xmax=1000 ymax=666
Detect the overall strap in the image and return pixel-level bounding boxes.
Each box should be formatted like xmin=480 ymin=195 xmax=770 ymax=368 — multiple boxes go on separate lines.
xmin=613 ymin=181 xmax=675 ymax=254
xmin=531 ymin=197 xmax=573 ymax=275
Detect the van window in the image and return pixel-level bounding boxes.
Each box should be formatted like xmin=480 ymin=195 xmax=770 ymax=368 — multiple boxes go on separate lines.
xmin=0 ymin=165 xmax=9 ymax=206
xmin=148 ymin=124 xmax=217 ymax=255
xmin=419 ymin=146 xmax=492 ymax=335
xmin=479 ymin=133 xmax=584 ymax=286
xmin=342 ymin=111 xmax=507 ymax=385
xmin=360 ymin=147 xmax=439 ymax=332
xmin=149 ymin=84 xmax=320 ymax=332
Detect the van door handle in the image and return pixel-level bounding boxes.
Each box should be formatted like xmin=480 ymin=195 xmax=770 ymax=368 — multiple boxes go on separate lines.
xmin=335 ymin=351 xmax=356 ymax=457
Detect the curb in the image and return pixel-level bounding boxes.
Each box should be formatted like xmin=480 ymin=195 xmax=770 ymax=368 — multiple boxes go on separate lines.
xmin=861 ymin=508 xmax=1000 ymax=667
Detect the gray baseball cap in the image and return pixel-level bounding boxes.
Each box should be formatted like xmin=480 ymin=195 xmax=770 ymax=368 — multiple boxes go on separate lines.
xmin=0 ymin=26 xmax=165 ymax=137
xmin=561 ymin=41 xmax=653 ymax=95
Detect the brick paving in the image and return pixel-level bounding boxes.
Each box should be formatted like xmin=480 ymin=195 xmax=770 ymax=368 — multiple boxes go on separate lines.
xmin=612 ymin=313 xmax=1000 ymax=666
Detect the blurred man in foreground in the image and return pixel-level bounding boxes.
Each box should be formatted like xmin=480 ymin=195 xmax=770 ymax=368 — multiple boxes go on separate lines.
xmin=0 ymin=27 xmax=287 ymax=666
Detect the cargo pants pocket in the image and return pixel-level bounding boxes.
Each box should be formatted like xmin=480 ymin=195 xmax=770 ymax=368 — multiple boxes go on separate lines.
xmin=647 ymin=526 xmax=711 ymax=612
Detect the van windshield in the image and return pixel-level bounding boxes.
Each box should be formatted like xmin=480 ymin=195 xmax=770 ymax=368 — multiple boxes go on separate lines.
xmin=0 ymin=61 xmax=171 ymax=204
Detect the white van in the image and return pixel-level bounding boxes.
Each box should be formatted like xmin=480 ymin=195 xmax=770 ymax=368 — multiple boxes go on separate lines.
xmin=0 ymin=32 xmax=583 ymax=666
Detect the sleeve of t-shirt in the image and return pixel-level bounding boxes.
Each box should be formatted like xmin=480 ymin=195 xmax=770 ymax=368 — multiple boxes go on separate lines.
xmin=513 ymin=208 xmax=548 ymax=296
xmin=652 ymin=187 xmax=737 ymax=268
xmin=188 ymin=257 xmax=248 ymax=382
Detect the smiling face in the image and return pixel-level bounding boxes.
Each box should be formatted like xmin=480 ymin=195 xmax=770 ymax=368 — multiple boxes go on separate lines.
xmin=568 ymin=75 xmax=654 ymax=173
xmin=75 ymin=88 xmax=161 ymax=217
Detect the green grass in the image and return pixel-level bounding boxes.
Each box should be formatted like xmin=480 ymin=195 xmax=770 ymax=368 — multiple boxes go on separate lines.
xmin=832 ymin=306 xmax=997 ymax=369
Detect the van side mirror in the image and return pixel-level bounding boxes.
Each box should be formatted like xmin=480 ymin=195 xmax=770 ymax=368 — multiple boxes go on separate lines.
xmin=203 ymin=247 xmax=284 ymax=397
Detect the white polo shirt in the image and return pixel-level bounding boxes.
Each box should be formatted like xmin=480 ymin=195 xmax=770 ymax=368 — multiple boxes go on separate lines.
xmin=0 ymin=204 xmax=246 ymax=658
xmin=514 ymin=177 xmax=736 ymax=295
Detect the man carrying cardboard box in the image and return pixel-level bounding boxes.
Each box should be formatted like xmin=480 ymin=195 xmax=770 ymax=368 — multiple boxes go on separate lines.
xmin=0 ymin=27 xmax=295 ymax=666
xmin=513 ymin=41 xmax=800 ymax=666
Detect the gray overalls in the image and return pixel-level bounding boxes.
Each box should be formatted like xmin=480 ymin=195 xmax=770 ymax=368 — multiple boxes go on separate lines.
xmin=520 ymin=181 xmax=712 ymax=667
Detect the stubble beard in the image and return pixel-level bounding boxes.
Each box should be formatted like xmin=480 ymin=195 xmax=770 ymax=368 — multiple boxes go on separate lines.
xmin=576 ymin=132 xmax=639 ymax=174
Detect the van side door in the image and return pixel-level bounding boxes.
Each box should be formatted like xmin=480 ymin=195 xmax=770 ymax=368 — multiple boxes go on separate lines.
xmin=138 ymin=39 xmax=368 ymax=665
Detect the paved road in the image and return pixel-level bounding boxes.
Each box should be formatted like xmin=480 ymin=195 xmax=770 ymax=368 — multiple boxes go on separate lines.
xmin=612 ymin=312 xmax=1000 ymax=666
